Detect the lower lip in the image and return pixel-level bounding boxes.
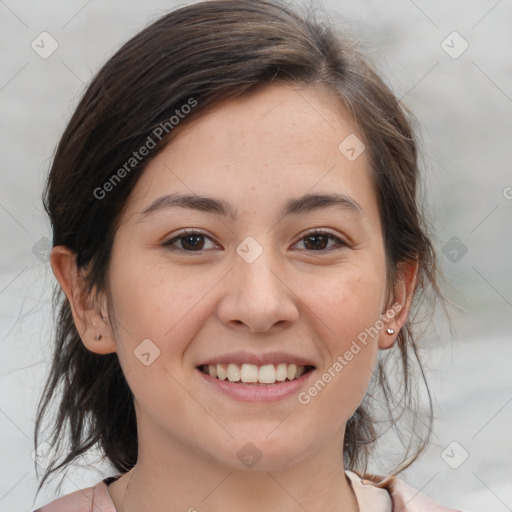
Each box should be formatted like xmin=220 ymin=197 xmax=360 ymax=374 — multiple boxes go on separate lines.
xmin=196 ymin=368 xmax=315 ymax=402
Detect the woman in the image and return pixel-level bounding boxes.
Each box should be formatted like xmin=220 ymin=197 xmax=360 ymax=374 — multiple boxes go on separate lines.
xmin=33 ymin=1 xmax=460 ymax=510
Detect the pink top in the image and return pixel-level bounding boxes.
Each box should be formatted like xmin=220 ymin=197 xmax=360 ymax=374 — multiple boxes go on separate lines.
xmin=33 ymin=470 xmax=463 ymax=512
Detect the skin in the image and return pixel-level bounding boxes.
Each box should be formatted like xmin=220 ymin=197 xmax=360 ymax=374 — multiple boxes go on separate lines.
xmin=51 ymin=83 xmax=418 ymax=512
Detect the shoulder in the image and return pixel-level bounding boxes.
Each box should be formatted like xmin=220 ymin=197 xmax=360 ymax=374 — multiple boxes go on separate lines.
xmin=346 ymin=470 xmax=464 ymax=512
xmin=32 ymin=477 xmax=118 ymax=512
xmin=385 ymin=477 xmax=463 ymax=512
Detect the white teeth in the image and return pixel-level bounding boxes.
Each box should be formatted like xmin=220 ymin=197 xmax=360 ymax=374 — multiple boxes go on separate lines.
xmin=275 ymin=363 xmax=288 ymax=381
xmin=227 ymin=363 xmax=241 ymax=382
xmin=287 ymin=363 xmax=297 ymax=380
xmin=258 ymin=364 xmax=276 ymax=383
xmin=203 ymin=363 xmax=310 ymax=384
xmin=240 ymin=363 xmax=259 ymax=383
xmin=217 ymin=364 xmax=227 ymax=381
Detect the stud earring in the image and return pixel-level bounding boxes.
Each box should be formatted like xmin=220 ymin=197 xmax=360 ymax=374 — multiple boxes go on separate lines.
xmin=95 ymin=334 xmax=102 ymax=341
xmin=386 ymin=328 xmax=394 ymax=335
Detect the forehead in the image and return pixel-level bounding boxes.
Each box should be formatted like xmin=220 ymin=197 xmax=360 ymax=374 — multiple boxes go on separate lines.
xmin=170 ymin=83 xmax=359 ymax=160
xmin=121 ymin=83 xmax=379 ymax=227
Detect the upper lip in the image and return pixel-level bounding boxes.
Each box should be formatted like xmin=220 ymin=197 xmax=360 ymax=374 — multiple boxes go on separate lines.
xmin=197 ymin=351 xmax=316 ymax=368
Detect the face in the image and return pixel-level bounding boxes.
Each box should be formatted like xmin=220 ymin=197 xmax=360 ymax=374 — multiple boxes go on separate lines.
xmin=99 ymin=83 xmax=399 ymax=470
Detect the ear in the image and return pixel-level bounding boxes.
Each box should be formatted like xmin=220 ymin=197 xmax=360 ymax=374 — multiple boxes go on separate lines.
xmin=50 ymin=246 xmax=116 ymax=354
xmin=378 ymin=258 xmax=419 ymax=350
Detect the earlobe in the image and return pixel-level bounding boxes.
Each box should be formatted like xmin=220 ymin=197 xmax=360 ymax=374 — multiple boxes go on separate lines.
xmin=378 ymin=259 xmax=419 ymax=350
xmin=50 ymin=246 xmax=117 ymax=355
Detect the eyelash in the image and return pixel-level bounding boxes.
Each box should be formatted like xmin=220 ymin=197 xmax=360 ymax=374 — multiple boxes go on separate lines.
xmin=161 ymin=229 xmax=348 ymax=254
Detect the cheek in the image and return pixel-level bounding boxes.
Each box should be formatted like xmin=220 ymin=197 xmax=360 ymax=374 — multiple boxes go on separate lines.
xmin=106 ymin=250 xmax=222 ymax=375
xmin=105 ymin=257 xmax=217 ymax=429
xmin=299 ymin=260 xmax=386 ymax=342
xmin=295 ymin=263 xmax=384 ymax=414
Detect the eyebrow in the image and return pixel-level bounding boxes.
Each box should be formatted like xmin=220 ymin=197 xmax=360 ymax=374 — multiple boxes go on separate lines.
xmin=139 ymin=192 xmax=364 ymax=220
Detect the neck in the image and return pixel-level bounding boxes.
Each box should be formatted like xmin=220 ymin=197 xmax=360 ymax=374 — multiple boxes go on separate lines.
xmin=111 ymin=423 xmax=359 ymax=512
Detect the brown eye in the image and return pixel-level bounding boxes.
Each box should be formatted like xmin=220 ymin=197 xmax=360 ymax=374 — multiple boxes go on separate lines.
xmin=162 ymin=231 xmax=218 ymax=252
xmin=296 ymin=231 xmax=347 ymax=252
xmin=178 ymin=234 xmax=206 ymax=250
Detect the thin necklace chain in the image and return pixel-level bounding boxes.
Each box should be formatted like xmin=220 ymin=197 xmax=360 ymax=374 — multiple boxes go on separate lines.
xmin=121 ymin=464 xmax=137 ymax=512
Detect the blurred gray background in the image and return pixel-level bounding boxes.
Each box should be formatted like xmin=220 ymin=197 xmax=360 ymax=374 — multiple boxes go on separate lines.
xmin=0 ymin=1 xmax=511 ymax=511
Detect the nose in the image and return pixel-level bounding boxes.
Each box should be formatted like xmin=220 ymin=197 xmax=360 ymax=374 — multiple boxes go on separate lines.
xmin=216 ymin=246 xmax=299 ymax=333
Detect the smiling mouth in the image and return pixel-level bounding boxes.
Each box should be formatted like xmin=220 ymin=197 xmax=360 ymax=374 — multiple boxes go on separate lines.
xmin=198 ymin=363 xmax=315 ymax=385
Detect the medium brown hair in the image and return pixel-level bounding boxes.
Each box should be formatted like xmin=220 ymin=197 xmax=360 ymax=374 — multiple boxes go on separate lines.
xmin=35 ymin=0 xmax=448 ymax=496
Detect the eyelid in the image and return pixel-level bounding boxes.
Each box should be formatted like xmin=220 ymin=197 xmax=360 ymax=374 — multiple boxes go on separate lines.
xmin=296 ymin=227 xmax=347 ymax=243
xmin=292 ymin=229 xmax=349 ymax=250
xmin=162 ymin=228 xmax=349 ymax=253
xmin=162 ymin=228 xmax=222 ymax=251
